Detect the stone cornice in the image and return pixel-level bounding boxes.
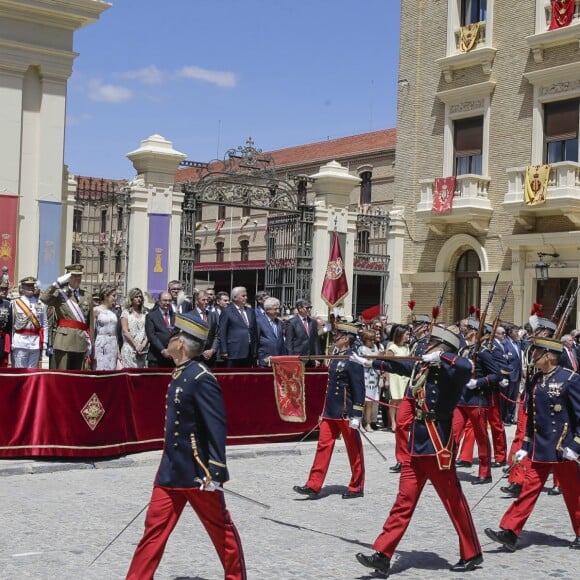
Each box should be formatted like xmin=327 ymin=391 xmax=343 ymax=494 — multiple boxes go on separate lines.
xmin=436 ymin=81 xmax=496 ymax=105
xmin=0 ymin=39 xmax=76 ymax=79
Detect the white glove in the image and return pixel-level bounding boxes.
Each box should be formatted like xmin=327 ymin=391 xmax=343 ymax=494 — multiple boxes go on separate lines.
xmin=422 ymin=351 xmax=441 ymax=364
xmin=562 ymin=447 xmax=579 ymax=462
xmin=514 ymin=449 xmax=528 ymax=463
xmin=56 ymin=273 xmax=71 ymax=286
xmin=349 ymin=353 xmax=371 ymax=368
xmin=499 ymin=378 xmax=509 ymax=388
xmin=200 ymin=477 xmax=219 ymax=492
xmin=349 ymin=417 xmax=360 ymax=430
xmin=466 ymin=378 xmax=478 ymax=390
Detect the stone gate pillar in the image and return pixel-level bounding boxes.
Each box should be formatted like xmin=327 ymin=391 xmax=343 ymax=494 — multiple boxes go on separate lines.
xmin=310 ymin=161 xmax=360 ymax=320
xmin=126 ymin=135 xmax=186 ymax=299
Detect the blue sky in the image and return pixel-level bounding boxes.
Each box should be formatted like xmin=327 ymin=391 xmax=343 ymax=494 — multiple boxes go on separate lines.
xmin=65 ymin=0 xmax=401 ymax=179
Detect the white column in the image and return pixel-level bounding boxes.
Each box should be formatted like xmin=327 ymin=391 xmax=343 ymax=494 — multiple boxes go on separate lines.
xmin=310 ymin=161 xmax=360 ymax=320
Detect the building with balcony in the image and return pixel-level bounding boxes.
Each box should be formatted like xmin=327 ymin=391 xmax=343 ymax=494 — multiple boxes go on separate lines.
xmin=394 ymin=0 xmax=579 ymax=329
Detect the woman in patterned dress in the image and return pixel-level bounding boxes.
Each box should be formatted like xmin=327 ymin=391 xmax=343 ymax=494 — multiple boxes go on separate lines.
xmin=120 ymin=287 xmax=148 ymax=368
xmin=93 ymin=286 xmax=120 ymax=370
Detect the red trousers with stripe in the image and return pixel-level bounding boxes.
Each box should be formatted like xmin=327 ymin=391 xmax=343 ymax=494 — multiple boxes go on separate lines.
xmin=372 ymin=456 xmax=482 ymax=560
xmin=507 ymin=397 xmax=531 ymax=485
xmin=453 ymin=406 xmax=491 ymax=478
xmin=126 ymin=485 xmax=246 ymax=580
xmin=394 ymin=397 xmax=414 ymax=464
xmin=500 ymin=460 xmax=580 ymax=536
xmin=306 ymin=418 xmax=365 ymax=493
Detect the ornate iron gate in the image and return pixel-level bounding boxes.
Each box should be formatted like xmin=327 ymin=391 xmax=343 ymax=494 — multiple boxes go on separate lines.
xmin=179 ymin=138 xmax=314 ymax=304
xmin=72 ymin=177 xmax=131 ymax=299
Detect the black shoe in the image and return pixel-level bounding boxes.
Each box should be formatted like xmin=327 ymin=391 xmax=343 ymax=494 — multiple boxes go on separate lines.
xmin=342 ymin=490 xmax=364 ymax=499
xmin=570 ymin=536 xmax=580 ymax=550
xmin=484 ymin=528 xmax=517 ymax=552
xmin=389 ymin=462 xmax=402 ymax=473
xmin=547 ymin=486 xmax=561 ymax=496
xmin=491 ymin=461 xmax=507 ymax=468
xmin=471 ymin=476 xmax=492 ymax=485
xmin=502 ymin=465 xmax=511 ymax=474
xmin=449 ymin=553 xmax=483 ymax=572
xmin=356 ymin=551 xmax=391 ymax=577
xmin=456 ymin=460 xmax=472 ymax=468
xmin=370 ymin=422 xmax=379 ymax=431
xmin=500 ymin=483 xmax=522 ymax=497
xmin=292 ymin=485 xmax=318 ymax=498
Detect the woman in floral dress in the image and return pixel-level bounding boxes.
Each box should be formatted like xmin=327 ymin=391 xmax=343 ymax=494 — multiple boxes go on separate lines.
xmin=93 ymin=286 xmax=120 ymax=370
xmin=120 ymin=287 xmax=148 ymax=368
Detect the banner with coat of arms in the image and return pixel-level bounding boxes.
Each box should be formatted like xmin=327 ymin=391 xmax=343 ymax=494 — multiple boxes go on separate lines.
xmin=524 ymin=165 xmax=551 ymax=207
xmin=0 ymin=194 xmax=18 ymax=282
xmin=549 ymin=0 xmax=575 ymax=30
xmin=459 ymin=22 xmax=480 ymax=53
xmin=321 ymin=231 xmax=349 ymax=308
xmin=270 ymin=356 xmax=306 ymax=422
xmin=432 ymin=177 xmax=456 ymax=214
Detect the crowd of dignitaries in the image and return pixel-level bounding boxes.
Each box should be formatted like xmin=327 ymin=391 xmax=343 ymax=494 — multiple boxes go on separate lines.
xmin=0 ymin=269 xmax=331 ymax=371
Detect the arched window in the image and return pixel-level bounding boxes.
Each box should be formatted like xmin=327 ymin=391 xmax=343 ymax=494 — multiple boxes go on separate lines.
xmin=240 ymin=239 xmax=249 ymax=261
xmin=454 ymin=250 xmax=481 ymax=321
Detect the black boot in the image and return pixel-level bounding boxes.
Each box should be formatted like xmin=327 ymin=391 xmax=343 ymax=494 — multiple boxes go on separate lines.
xmin=389 ymin=462 xmax=402 ymax=473
xmin=500 ymin=482 xmax=522 ymax=497
xmin=356 ymin=552 xmax=391 ymax=577
xmin=450 ymin=553 xmax=483 ymax=572
xmin=547 ymin=485 xmax=561 ymax=496
xmin=570 ymin=536 xmax=580 ymax=550
xmin=292 ymin=485 xmax=318 ymax=499
xmin=484 ymin=528 xmax=518 ymax=552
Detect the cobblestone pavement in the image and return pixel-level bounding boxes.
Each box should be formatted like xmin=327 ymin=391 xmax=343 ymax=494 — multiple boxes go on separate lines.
xmin=0 ymin=426 xmax=576 ymax=579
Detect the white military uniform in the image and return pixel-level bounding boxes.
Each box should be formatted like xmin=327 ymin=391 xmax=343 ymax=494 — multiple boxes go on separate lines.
xmin=11 ymin=292 xmax=48 ymax=368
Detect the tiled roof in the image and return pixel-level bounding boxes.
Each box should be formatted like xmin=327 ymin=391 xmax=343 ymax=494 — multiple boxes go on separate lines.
xmin=176 ymin=128 xmax=396 ymax=184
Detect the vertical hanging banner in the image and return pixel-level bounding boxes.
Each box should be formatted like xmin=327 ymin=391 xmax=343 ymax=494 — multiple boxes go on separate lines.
xmin=270 ymin=356 xmax=306 ymax=422
xmin=321 ymin=231 xmax=349 ymax=308
xmin=0 ymin=194 xmax=19 ymax=285
xmin=549 ymin=0 xmax=575 ymax=30
xmin=432 ymin=177 xmax=456 ymax=214
xmin=37 ymin=200 xmax=62 ymax=288
xmin=147 ymin=213 xmax=170 ymax=297
xmin=524 ymin=165 xmax=550 ymax=207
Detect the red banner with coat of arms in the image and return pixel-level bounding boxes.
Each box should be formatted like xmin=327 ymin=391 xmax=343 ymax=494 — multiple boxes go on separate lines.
xmin=549 ymin=0 xmax=575 ymax=30
xmin=321 ymin=232 xmax=349 ymax=307
xmin=0 ymin=194 xmax=18 ymax=284
xmin=432 ymin=177 xmax=456 ymax=214
xmin=270 ymin=356 xmax=307 ymax=422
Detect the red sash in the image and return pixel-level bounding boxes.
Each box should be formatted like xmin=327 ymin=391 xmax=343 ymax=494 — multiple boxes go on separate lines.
xmin=58 ymin=319 xmax=89 ymax=332
xmin=14 ymin=328 xmax=41 ymax=335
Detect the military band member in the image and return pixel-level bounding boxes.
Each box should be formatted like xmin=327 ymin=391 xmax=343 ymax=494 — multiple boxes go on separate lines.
xmin=11 ymin=276 xmax=48 ymax=368
xmin=126 ymin=314 xmax=246 ymax=579
xmin=0 ymin=278 xmax=11 ymax=368
xmin=293 ymin=321 xmax=366 ymax=499
xmin=485 ymin=336 xmax=580 ymax=552
xmin=352 ymin=326 xmax=483 ymax=577
xmin=40 ymin=264 xmax=92 ymax=370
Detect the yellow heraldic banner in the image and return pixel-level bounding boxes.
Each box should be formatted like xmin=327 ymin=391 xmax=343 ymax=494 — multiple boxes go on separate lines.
xmin=459 ymin=22 xmax=480 ymax=53
xmin=524 ymin=164 xmax=551 ymax=206
xmin=270 ymin=356 xmax=307 ymax=422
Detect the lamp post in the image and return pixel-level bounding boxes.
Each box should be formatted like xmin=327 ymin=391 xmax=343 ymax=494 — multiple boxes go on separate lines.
xmin=535 ymin=251 xmax=559 ymax=281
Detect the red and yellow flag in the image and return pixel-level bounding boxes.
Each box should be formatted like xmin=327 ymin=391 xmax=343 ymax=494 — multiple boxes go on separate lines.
xmin=432 ymin=177 xmax=456 ymax=214
xmin=524 ymin=165 xmax=551 ymax=207
xmin=270 ymin=356 xmax=306 ymax=422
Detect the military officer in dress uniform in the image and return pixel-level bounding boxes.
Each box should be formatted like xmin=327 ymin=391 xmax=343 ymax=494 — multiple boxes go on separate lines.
xmin=293 ymin=321 xmax=366 ymax=499
xmin=40 ymin=264 xmax=92 ymax=370
xmin=352 ymin=325 xmax=483 ymax=577
xmin=0 ymin=278 xmax=11 ymax=367
xmin=11 ymin=276 xmax=48 ymax=368
xmin=126 ymin=314 xmax=246 ymax=579
xmin=485 ymin=336 xmax=580 ymax=552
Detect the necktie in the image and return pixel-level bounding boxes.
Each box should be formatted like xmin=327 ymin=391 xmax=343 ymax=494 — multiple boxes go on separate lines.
xmin=164 ymin=311 xmax=170 ymax=327
xmin=201 ymin=310 xmax=207 ymax=322
xmin=239 ymin=307 xmax=249 ymax=326
xmin=271 ymin=320 xmax=278 ymax=337
xmin=303 ymin=318 xmax=309 ymax=335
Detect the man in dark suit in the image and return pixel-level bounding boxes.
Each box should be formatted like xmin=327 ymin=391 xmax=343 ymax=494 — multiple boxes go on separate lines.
xmin=254 ymin=290 xmax=269 ymax=321
xmin=218 ymin=286 xmax=256 ymax=367
xmin=145 ymin=292 xmax=175 ymax=368
xmin=190 ymin=289 xmax=218 ymax=366
xmin=285 ymin=299 xmax=320 ymax=365
xmin=256 ymin=297 xmax=286 ymax=366
xmin=502 ymin=324 xmax=522 ymax=424
xmin=167 ymin=280 xmax=192 ymax=314
xmin=560 ymin=334 xmax=579 ymax=372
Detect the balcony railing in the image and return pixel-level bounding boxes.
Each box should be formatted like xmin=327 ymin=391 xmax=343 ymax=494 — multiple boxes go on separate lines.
xmin=416 ymin=174 xmax=492 ymax=235
xmin=504 ymin=161 xmax=580 ymax=228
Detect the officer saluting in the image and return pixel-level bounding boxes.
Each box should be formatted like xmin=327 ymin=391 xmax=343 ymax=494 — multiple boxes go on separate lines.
xmin=127 ymin=314 xmax=246 ymax=579
xmin=40 ymin=264 xmax=92 ymax=370
xmin=293 ymin=321 xmax=366 ymax=499
xmin=351 ymin=325 xmax=483 ymax=576
xmin=485 ymin=336 xmax=580 ymax=551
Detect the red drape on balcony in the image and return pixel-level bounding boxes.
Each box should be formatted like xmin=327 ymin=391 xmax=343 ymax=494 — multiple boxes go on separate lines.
xmin=0 ymin=367 xmax=327 ymax=458
xmin=549 ymin=0 xmax=575 ymax=30
xmin=432 ymin=177 xmax=456 ymax=214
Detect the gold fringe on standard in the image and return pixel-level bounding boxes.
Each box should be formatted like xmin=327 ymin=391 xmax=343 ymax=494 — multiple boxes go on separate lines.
xmin=459 ymin=22 xmax=480 ymax=53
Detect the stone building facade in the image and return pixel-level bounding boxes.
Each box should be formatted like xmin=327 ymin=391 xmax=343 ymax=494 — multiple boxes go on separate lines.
xmin=394 ymin=0 xmax=579 ymax=329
